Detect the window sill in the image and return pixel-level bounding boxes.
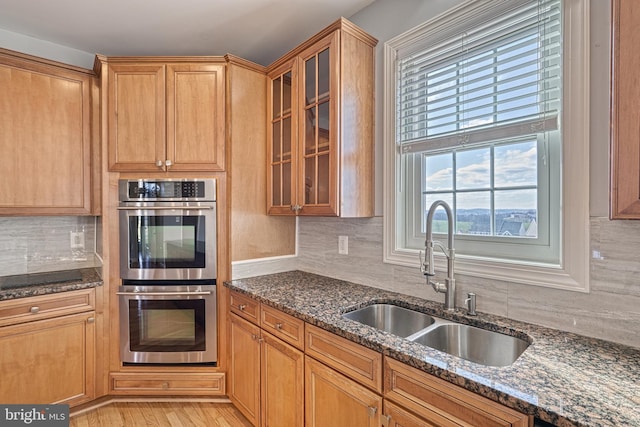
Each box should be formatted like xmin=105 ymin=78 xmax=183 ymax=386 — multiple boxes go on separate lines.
xmin=384 ymin=247 xmax=589 ymax=293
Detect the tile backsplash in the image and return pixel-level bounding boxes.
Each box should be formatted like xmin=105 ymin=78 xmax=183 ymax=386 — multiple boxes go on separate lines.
xmin=290 ymin=216 xmax=639 ymax=348
xmin=0 ymin=216 xmax=101 ymax=277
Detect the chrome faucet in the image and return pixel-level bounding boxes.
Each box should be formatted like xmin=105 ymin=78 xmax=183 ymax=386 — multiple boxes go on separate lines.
xmin=420 ymin=200 xmax=456 ymax=311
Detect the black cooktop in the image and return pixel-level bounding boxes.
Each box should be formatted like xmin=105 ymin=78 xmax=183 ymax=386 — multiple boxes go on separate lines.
xmin=0 ymin=270 xmax=83 ymax=290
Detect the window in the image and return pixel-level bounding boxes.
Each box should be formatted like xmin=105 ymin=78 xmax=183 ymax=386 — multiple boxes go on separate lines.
xmin=383 ymin=0 xmax=590 ymax=291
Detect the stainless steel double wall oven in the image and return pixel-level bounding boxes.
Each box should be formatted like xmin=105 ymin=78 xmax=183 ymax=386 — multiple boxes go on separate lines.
xmin=118 ymin=178 xmax=217 ymax=364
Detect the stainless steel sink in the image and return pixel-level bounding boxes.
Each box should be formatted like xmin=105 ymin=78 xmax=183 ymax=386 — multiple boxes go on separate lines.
xmin=342 ymin=304 xmax=435 ymax=338
xmin=410 ymin=323 xmax=529 ymax=367
xmin=342 ymin=303 xmax=529 ymax=366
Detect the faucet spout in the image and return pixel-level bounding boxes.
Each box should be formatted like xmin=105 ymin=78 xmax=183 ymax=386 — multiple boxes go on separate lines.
xmin=423 ymin=200 xmax=456 ymax=311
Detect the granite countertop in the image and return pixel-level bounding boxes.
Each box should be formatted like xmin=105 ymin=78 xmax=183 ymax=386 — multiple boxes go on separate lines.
xmin=0 ymin=268 xmax=103 ymax=301
xmin=226 ymin=270 xmax=640 ymax=427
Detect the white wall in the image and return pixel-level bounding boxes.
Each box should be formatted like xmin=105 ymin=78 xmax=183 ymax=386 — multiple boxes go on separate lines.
xmin=0 ymin=28 xmax=94 ymax=69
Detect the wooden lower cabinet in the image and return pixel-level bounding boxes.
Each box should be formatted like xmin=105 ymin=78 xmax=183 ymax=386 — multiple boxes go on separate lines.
xmin=305 ymin=355 xmax=382 ymax=427
xmin=228 ymin=295 xmax=530 ymax=427
xmin=229 ymin=312 xmax=303 ymax=427
xmin=110 ymin=372 xmax=225 ymax=395
xmin=0 ymin=311 xmax=95 ymax=406
xmin=261 ymin=331 xmax=304 ymax=426
xmin=384 ymin=358 xmax=531 ymax=427
xmin=229 ymin=313 xmax=261 ymax=425
xmin=383 ymin=400 xmax=458 ymax=427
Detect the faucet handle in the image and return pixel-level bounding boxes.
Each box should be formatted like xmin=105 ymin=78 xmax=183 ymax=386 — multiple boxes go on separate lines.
xmin=465 ymin=293 xmax=477 ymax=316
xmin=419 ymin=251 xmax=434 ymax=276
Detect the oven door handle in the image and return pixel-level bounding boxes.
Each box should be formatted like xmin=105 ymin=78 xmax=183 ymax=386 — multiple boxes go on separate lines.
xmin=117 ymin=206 xmax=214 ymax=210
xmin=116 ymin=291 xmax=213 ymax=296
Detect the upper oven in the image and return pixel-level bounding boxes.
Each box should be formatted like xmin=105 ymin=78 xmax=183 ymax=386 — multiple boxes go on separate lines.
xmin=118 ymin=179 xmax=217 ymax=281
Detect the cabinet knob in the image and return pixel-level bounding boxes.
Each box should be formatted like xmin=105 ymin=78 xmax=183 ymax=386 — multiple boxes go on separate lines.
xmin=238 ymin=304 xmax=246 ymax=311
xmin=156 ymin=160 xmax=164 ymax=167
xmin=275 ymin=323 xmax=283 ymax=330
xmin=367 ymin=406 xmax=378 ymax=418
xmin=291 ymin=204 xmax=303 ymax=212
xmin=162 ymin=382 xmax=169 ymax=389
xmin=30 ymin=306 xmax=39 ymax=314
xmin=87 ymin=317 xmax=95 ymax=323
xmin=381 ymin=414 xmax=391 ymax=427
xmin=165 ymin=159 xmax=173 ymax=168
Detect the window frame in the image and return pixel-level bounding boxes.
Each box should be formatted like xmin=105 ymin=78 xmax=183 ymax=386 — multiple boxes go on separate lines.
xmin=383 ymin=0 xmax=590 ymax=292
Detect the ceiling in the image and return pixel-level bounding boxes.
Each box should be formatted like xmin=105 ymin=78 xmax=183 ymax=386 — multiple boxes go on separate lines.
xmin=0 ymin=0 xmax=375 ymax=66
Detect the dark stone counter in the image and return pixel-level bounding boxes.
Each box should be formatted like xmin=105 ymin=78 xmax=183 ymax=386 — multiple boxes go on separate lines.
xmin=0 ymin=268 xmax=103 ymax=301
xmin=226 ymin=270 xmax=640 ymax=427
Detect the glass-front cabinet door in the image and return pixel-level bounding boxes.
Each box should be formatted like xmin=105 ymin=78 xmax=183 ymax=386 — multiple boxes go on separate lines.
xmin=266 ymin=20 xmax=375 ymax=217
xmin=298 ymin=32 xmax=339 ymax=216
xmin=268 ymin=60 xmax=297 ymax=215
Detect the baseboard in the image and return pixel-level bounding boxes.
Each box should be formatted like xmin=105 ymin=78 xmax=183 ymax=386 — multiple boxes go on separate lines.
xmin=69 ymin=395 xmax=232 ymax=417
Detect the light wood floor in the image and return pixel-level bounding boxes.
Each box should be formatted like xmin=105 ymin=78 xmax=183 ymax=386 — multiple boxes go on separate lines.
xmin=70 ymin=401 xmax=253 ymax=427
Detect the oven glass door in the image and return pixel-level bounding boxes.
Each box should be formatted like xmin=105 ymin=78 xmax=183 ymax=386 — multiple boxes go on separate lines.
xmin=128 ymin=214 xmax=206 ymax=270
xmin=119 ymin=285 xmax=217 ymax=364
xmin=128 ymin=299 xmax=205 ymax=352
xmin=119 ymin=204 xmax=217 ymax=281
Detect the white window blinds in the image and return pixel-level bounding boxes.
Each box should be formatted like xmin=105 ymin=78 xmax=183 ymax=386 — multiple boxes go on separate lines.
xmin=398 ymin=0 xmax=561 ymax=154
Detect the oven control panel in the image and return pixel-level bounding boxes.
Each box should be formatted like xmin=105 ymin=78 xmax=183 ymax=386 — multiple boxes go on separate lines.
xmin=119 ymin=179 xmax=216 ymax=202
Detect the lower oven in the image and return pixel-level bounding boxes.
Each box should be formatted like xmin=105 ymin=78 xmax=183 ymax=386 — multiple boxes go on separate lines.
xmin=117 ymin=283 xmax=217 ymax=364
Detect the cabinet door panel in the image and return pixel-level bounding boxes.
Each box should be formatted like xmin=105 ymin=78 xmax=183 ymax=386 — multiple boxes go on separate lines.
xmin=297 ymin=32 xmax=339 ymax=216
xmin=262 ymin=332 xmax=304 ymax=427
xmin=384 ymin=358 xmax=530 ymax=427
xmin=268 ymin=61 xmax=297 ymax=215
xmin=108 ymin=64 xmax=166 ymax=171
xmin=0 ymin=57 xmax=92 ymax=214
xmin=305 ymin=356 xmax=381 ymax=427
xmin=384 ymin=400 xmax=460 ymax=427
xmin=167 ymin=63 xmax=225 ymax=171
xmin=611 ymin=0 xmax=640 ymax=218
xmin=0 ymin=312 xmax=95 ymax=406
xmin=229 ymin=313 xmax=261 ymax=426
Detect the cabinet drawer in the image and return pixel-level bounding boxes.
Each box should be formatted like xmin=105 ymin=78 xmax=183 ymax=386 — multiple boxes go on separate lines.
xmin=384 ymin=358 xmax=531 ymax=427
xmin=305 ymin=324 xmax=382 ymax=392
xmin=111 ymin=373 xmax=225 ymax=395
xmin=0 ymin=288 xmax=95 ymax=327
xmin=383 ymin=400 xmax=459 ymax=427
xmin=229 ymin=291 xmax=260 ymax=324
xmin=261 ymin=304 xmax=305 ymax=350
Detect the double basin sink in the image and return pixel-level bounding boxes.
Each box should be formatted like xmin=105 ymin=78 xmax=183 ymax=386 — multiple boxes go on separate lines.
xmin=342 ymin=303 xmax=529 ymax=367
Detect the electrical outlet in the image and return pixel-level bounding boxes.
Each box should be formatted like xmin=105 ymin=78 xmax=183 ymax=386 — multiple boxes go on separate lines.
xmin=338 ymin=235 xmax=348 ymax=255
xmin=70 ymin=231 xmax=85 ymax=250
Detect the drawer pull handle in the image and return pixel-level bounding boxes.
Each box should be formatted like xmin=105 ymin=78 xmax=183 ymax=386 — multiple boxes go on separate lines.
xmin=30 ymin=306 xmax=39 ymax=314
xmin=238 ymin=304 xmax=246 ymax=311
xmin=275 ymin=323 xmax=283 ymax=330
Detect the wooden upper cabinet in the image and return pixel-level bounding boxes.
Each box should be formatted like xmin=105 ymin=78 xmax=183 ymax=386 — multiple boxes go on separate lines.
xmin=267 ymin=18 xmax=377 ymax=217
xmin=0 ymin=49 xmax=95 ymax=215
xmin=611 ymin=0 xmax=640 ymax=218
xmin=107 ymin=59 xmax=225 ymax=172
xmin=166 ymin=64 xmax=226 ymax=172
xmin=107 ymin=63 xmax=166 ymax=171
